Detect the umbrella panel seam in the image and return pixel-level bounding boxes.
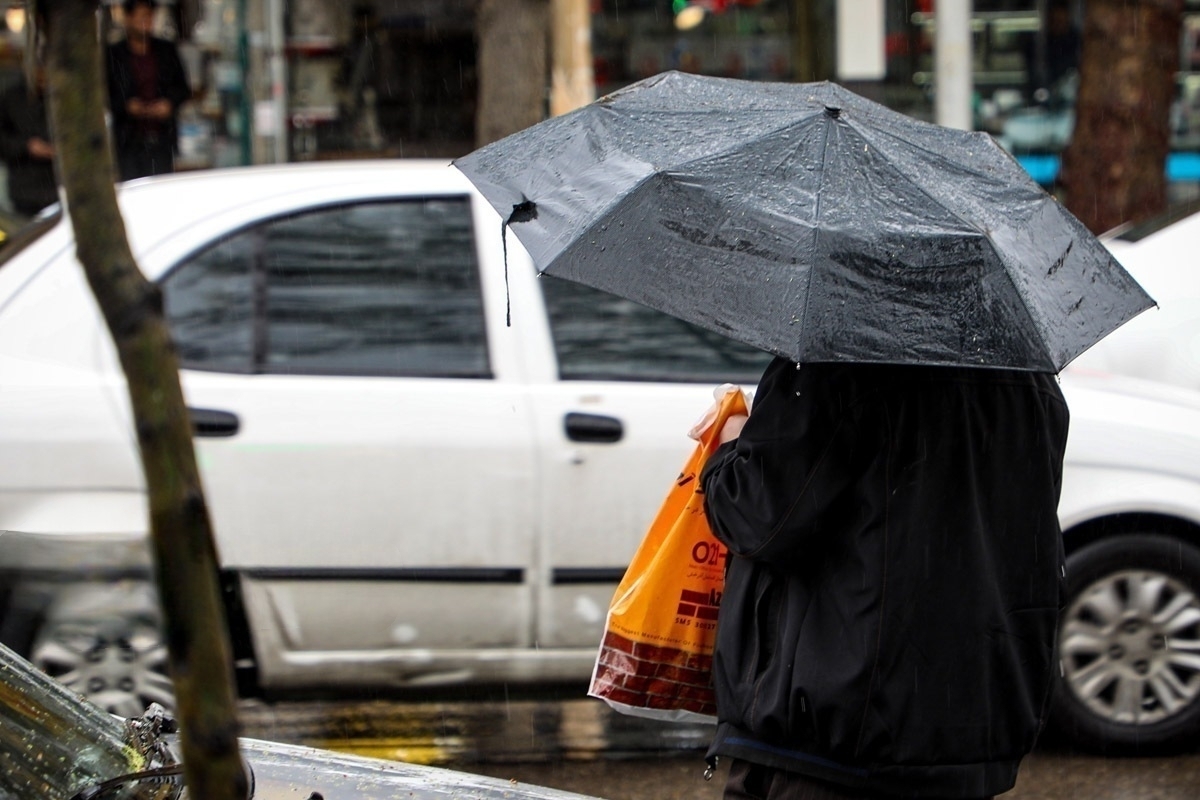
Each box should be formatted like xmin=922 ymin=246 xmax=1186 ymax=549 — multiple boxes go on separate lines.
xmin=841 ymin=120 xmax=1060 ymax=370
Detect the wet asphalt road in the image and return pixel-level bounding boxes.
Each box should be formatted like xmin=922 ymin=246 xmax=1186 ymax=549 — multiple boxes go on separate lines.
xmin=468 ymin=748 xmax=1200 ymax=800
xmin=238 ymin=694 xmax=1200 ymax=799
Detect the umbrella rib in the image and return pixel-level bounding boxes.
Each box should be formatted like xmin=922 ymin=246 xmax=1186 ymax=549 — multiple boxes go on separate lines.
xmin=664 ymin=109 xmax=824 ymax=177
xmin=654 ymin=106 xmax=831 ymax=361
xmin=846 ymin=121 xmax=1058 ymax=369
xmin=859 ymin=123 xmax=1011 ymax=185
xmin=797 ymin=112 xmax=836 ymax=362
xmin=849 ymin=121 xmax=998 ymax=235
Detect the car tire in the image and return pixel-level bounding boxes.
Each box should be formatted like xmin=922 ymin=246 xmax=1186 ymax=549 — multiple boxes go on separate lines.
xmin=29 ymin=580 xmax=174 ymax=718
xmin=1051 ymin=534 xmax=1200 ymax=754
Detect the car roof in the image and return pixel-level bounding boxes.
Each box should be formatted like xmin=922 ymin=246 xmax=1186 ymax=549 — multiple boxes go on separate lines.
xmin=1104 ymin=198 xmax=1200 ymax=244
xmin=113 ymin=159 xmax=473 ymax=231
xmin=95 ymin=160 xmax=485 ymax=278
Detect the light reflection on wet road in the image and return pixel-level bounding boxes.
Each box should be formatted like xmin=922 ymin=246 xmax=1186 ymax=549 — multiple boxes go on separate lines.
xmin=238 ymin=696 xmax=1200 ymax=799
xmin=239 ymin=692 xmax=712 ymax=765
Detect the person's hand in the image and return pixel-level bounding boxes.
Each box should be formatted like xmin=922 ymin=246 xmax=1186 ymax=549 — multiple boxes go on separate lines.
xmin=718 ymin=414 xmax=748 ymax=444
xmin=127 ymin=98 xmax=146 ymax=116
xmin=146 ymin=99 xmax=172 ymax=121
xmin=27 ymin=137 xmax=53 ymax=160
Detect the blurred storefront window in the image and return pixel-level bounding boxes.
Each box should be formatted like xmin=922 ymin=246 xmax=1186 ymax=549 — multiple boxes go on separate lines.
xmin=0 ymin=0 xmax=1196 ymax=195
xmin=95 ymin=0 xmax=252 ymax=171
xmin=1 ymin=0 xmax=477 ymax=173
xmin=282 ymin=0 xmax=476 ymax=161
xmin=592 ymin=0 xmax=801 ymax=95
xmin=591 ymin=0 xmax=1200 ymax=197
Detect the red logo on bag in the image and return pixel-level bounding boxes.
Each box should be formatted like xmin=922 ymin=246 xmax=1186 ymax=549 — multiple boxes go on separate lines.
xmin=691 ymin=540 xmax=727 ymax=566
xmin=676 ymin=588 xmax=721 ymax=621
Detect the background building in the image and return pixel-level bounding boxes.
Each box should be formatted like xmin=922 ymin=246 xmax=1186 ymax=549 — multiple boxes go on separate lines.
xmin=0 ymin=0 xmax=1197 ymax=206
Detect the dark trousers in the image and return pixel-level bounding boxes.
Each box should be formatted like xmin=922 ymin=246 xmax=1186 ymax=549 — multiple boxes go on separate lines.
xmin=724 ymin=759 xmax=995 ymax=800
xmin=117 ymin=135 xmax=174 ymax=181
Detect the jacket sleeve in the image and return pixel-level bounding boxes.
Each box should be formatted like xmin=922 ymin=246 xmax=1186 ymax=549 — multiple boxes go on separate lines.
xmin=105 ymin=45 xmax=128 ymax=127
xmin=158 ymin=40 xmax=192 ymax=109
xmin=0 ymin=89 xmax=26 ymax=162
xmin=701 ymin=359 xmax=861 ymax=562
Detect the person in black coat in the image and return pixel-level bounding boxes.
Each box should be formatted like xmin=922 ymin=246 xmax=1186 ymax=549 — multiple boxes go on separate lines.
xmin=106 ymin=0 xmax=190 ymax=180
xmin=0 ymin=66 xmax=57 ymax=217
xmin=702 ymin=359 xmax=1069 ymax=800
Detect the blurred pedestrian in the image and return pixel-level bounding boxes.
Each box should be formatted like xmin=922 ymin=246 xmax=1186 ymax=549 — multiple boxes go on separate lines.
xmin=0 ymin=65 xmax=57 ymax=217
xmin=106 ymin=0 xmax=190 ymax=180
xmin=702 ymin=359 xmax=1069 ymax=800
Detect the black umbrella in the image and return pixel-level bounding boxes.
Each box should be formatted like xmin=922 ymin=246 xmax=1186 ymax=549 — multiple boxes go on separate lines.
xmin=454 ymin=71 xmax=1153 ymax=372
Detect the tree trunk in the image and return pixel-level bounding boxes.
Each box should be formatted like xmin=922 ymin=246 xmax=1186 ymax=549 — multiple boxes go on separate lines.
xmin=1062 ymin=0 xmax=1183 ymax=233
xmin=476 ymin=0 xmax=549 ymax=146
xmin=793 ymin=0 xmax=834 ymax=82
xmin=38 ymin=1 xmax=248 ymax=798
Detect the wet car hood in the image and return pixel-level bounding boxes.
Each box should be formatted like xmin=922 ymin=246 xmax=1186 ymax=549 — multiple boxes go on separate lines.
xmin=239 ymin=737 xmax=599 ymax=800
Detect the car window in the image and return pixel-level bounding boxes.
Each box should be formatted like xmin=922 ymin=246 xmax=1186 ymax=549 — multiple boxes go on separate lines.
xmin=540 ymin=275 xmax=772 ymax=384
xmin=164 ymin=232 xmax=257 ymax=372
xmin=162 ymin=198 xmax=490 ymax=378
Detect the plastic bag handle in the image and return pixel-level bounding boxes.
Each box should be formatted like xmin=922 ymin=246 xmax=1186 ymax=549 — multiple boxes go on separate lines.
xmin=688 ymin=384 xmax=750 ymax=449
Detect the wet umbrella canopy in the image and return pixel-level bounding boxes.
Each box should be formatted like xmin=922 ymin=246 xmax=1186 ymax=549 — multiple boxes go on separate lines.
xmin=454 ymin=71 xmax=1154 ymax=372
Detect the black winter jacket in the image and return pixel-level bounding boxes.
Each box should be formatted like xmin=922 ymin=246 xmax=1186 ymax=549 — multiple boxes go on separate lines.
xmin=0 ymin=80 xmax=57 ymax=216
xmin=106 ymin=37 xmax=191 ymax=152
xmin=701 ymin=359 xmax=1069 ymax=798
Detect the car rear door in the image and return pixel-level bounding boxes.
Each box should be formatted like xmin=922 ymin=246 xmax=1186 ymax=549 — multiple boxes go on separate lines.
xmin=159 ymin=194 xmax=539 ymax=689
xmin=527 ymin=276 xmax=772 ymax=651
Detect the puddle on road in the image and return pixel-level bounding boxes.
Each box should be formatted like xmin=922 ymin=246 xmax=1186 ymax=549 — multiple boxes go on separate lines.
xmin=238 ymin=695 xmax=714 ymax=765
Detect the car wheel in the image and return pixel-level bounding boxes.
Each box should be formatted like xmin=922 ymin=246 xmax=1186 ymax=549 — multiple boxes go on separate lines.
xmin=29 ymin=581 xmax=174 ymax=718
xmin=1052 ymin=534 xmax=1200 ymax=754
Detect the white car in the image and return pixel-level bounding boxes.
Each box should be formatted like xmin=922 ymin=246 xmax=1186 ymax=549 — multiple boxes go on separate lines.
xmin=0 ymin=162 xmax=1198 ymax=756
xmin=1069 ymin=201 xmax=1200 ymax=390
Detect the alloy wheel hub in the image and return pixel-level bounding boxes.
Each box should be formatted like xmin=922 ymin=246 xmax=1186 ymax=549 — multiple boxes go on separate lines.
xmin=32 ymin=621 xmax=174 ymax=719
xmin=1060 ymin=569 xmax=1200 ymax=726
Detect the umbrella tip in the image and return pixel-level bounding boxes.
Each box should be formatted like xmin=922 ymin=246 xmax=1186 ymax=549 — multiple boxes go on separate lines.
xmin=824 ymin=106 xmax=841 ymax=119
xmin=508 ymin=198 xmax=538 ymax=225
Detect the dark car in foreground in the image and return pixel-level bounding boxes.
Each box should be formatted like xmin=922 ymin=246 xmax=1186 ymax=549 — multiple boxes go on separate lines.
xmin=0 ymin=640 xmax=598 ymax=800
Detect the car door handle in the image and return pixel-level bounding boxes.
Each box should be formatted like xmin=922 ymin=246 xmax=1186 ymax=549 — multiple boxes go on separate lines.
xmin=564 ymin=412 xmax=623 ymax=444
xmin=189 ymin=408 xmax=240 ymax=438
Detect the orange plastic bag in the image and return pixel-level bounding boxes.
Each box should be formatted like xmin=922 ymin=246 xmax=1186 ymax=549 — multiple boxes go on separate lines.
xmin=588 ymin=385 xmax=749 ymax=723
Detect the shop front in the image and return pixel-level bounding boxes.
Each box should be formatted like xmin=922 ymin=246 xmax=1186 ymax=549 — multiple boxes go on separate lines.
xmin=2 ymin=0 xmax=1198 ymax=199
xmin=0 ymin=0 xmax=477 ymax=178
xmin=281 ymin=0 xmax=476 ymax=161
xmin=591 ymin=0 xmax=1200 ymax=198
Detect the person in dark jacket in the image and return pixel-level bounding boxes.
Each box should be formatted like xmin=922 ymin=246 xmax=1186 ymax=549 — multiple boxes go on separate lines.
xmin=701 ymin=358 xmax=1069 ymax=800
xmin=106 ymin=0 xmax=190 ymax=180
xmin=0 ymin=66 xmax=57 ymax=217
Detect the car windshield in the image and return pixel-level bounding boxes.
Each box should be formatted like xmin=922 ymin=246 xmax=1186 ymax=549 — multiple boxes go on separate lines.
xmin=0 ymin=209 xmax=62 ymax=271
xmin=1110 ymin=198 xmax=1200 ymax=243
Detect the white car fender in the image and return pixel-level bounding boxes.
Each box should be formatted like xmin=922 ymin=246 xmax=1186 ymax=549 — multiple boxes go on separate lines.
xmin=1059 ymin=465 xmax=1200 ymax=533
xmin=1058 ymin=370 xmax=1200 ymax=534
